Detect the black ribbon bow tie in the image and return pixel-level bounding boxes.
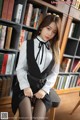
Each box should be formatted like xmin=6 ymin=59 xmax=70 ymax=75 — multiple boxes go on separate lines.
xmin=36 ymin=37 xmax=50 ymax=64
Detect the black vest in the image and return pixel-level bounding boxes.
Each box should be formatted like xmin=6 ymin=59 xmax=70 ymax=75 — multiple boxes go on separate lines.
xmin=27 ymin=39 xmax=54 ymax=93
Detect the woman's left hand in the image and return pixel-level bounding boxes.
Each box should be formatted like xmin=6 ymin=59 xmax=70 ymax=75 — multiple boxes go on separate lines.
xmin=34 ymin=89 xmax=46 ymax=99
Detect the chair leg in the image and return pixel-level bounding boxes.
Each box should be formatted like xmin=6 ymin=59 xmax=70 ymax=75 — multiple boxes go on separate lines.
xmin=49 ymin=108 xmax=55 ymax=120
xmin=14 ymin=109 xmax=19 ymax=120
xmin=70 ymin=100 xmax=80 ymax=115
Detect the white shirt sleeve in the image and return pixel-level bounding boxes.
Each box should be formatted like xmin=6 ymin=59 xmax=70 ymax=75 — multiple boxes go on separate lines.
xmin=42 ymin=63 xmax=60 ymax=94
xmin=16 ymin=41 xmax=30 ymax=90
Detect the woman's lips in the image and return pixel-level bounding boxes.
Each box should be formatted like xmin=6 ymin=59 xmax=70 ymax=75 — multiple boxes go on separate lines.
xmin=45 ymin=36 xmax=50 ymax=39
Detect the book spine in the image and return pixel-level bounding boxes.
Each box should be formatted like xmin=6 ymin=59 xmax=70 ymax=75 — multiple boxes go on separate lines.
xmin=13 ymin=4 xmax=23 ymax=23
xmin=24 ymin=4 xmax=33 ymax=26
xmin=1 ymin=54 xmax=8 ymax=74
xmin=5 ymin=27 xmax=13 ymax=49
xmin=0 ymin=25 xmax=7 ymax=49
xmin=1 ymin=0 xmax=9 ymax=20
xmin=7 ymin=0 xmax=15 ymax=20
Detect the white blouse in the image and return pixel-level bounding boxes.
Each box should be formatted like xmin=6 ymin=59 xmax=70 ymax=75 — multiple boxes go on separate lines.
xmin=16 ymin=36 xmax=60 ymax=94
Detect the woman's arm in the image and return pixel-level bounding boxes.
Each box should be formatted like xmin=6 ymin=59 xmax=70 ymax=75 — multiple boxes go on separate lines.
xmin=42 ymin=63 xmax=60 ymax=94
xmin=16 ymin=41 xmax=30 ymax=90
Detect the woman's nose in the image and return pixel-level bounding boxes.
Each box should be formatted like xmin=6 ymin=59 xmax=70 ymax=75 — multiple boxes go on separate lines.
xmin=48 ymin=31 xmax=52 ymax=36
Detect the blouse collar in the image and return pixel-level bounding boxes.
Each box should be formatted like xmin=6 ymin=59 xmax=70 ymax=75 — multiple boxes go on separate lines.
xmin=37 ymin=35 xmax=47 ymax=43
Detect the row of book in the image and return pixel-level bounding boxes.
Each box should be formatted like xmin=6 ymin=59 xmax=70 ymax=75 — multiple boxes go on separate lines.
xmin=54 ymin=75 xmax=80 ymax=90
xmin=68 ymin=22 xmax=80 ymax=39
xmin=72 ymin=0 xmax=80 ymax=10
xmin=0 ymin=53 xmax=15 ymax=75
xmin=0 ymin=0 xmax=43 ymax=28
xmin=19 ymin=30 xmax=32 ymax=49
xmin=23 ymin=3 xmax=42 ymax=28
xmin=60 ymin=57 xmax=80 ymax=72
xmin=0 ymin=76 xmax=12 ymax=97
xmin=0 ymin=24 xmax=33 ymax=50
xmin=0 ymin=25 xmax=13 ymax=49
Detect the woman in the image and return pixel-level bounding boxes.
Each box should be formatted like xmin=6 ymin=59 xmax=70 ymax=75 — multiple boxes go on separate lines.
xmin=12 ymin=14 xmax=61 ymax=120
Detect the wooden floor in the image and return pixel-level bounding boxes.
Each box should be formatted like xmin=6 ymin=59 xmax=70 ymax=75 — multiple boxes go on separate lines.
xmin=55 ymin=92 xmax=80 ymax=120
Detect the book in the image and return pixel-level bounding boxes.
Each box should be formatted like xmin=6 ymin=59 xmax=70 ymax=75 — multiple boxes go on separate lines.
xmin=64 ymin=75 xmax=72 ymax=89
xmin=10 ymin=54 xmax=15 ymax=74
xmin=13 ymin=4 xmax=23 ymax=23
xmin=68 ymin=23 xmax=75 ymax=37
xmin=5 ymin=54 xmax=13 ymax=74
xmin=0 ymin=77 xmax=2 ymax=97
xmin=30 ymin=8 xmax=41 ymax=28
xmin=0 ymin=25 xmax=2 ymax=40
xmin=0 ymin=53 xmax=4 ymax=74
xmin=24 ymin=3 xmax=33 ymax=26
xmin=72 ymin=60 xmax=80 ymax=72
xmin=5 ymin=27 xmax=13 ymax=49
xmin=1 ymin=54 xmax=8 ymax=74
xmin=76 ymin=76 xmax=80 ymax=86
xmin=5 ymin=77 xmax=12 ymax=96
xmin=60 ymin=57 xmax=71 ymax=72
xmin=1 ymin=77 xmax=7 ymax=97
xmin=0 ymin=25 xmax=7 ymax=49
xmin=7 ymin=0 xmax=15 ymax=20
xmin=1 ymin=0 xmax=9 ymax=19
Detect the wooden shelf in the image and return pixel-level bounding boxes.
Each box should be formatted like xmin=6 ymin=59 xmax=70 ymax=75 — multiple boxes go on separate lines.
xmin=56 ymin=87 xmax=80 ymax=95
xmin=69 ymin=6 xmax=80 ymax=21
xmin=29 ymin=0 xmax=69 ymax=15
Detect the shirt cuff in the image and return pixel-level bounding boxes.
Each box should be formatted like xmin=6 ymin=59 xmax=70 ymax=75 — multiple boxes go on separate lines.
xmin=19 ymin=81 xmax=30 ymax=90
xmin=42 ymin=85 xmax=50 ymax=94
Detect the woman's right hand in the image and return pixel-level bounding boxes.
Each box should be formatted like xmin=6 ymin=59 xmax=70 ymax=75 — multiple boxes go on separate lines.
xmin=24 ymin=87 xmax=33 ymax=97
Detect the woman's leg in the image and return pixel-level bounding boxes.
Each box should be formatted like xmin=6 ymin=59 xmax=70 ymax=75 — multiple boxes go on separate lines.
xmin=33 ymin=99 xmax=47 ymax=120
xmin=19 ymin=97 xmax=32 ymax=120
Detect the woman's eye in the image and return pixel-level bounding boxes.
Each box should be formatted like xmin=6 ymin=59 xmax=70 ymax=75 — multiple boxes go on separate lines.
xmin=52 ymin=31 xmax=56 ymax=34
xmin=47 ymin=27 xmax=50 ymax=30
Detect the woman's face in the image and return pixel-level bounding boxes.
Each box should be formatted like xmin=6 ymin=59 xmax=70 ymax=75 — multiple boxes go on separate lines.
xmin=40 ymin=22 xmax=57 ymax=41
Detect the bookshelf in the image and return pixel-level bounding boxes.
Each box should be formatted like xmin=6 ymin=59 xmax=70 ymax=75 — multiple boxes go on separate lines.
xmin=55 ymin=2 xmax=80 ymax=120
xmin=1 ymin=0 xmax=80 ymax=119
xmin=0 ymin=0 xmax=69 ymax=95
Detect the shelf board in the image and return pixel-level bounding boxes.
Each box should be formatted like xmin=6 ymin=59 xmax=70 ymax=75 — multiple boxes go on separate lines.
xmin=29 ymin=0 xmax=69 ymax=15
xmin=0 ymin=18 xmax=21 ymax=26
xmin=56 ymin=87 xmax=80 ymax=95
xmin=0 ymin=74 xmax=13 ymax=77
xmin=68 ymin=37 xmax=79 ymax=41
xmin=59 ymin=72 xmax=80 ymax=75
xmin=0 ymin=19 xmax=37 ymax=32
xmin=74 ymin=56 xmax=80 ymax=59
xmin=0 ymin=49 xmax=18 ymax=53
xmin=69 ymin=72 xmax=80 ymax=75
xmin=63 ymin=54 xmax=74 ymax=58
xmin=69 ymin=5 xmax=80 ymax=21
xmin=22 ymin=24 xmax=37 ymax=32
xmin=59 ymin=72 xmax=70 ymax=75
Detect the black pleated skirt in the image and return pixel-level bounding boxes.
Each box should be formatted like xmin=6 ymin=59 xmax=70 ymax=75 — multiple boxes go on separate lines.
xmin=12 ymin=75 xmax=52 ymax=114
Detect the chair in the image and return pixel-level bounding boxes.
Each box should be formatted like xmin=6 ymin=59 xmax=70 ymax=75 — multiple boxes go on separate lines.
xmin=70 ymin=91 xmax=80 ymax=115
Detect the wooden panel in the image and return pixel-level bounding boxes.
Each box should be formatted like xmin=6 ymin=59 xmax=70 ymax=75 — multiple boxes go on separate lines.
xmin=69 ymin=6 xmax=80 ymax=20
xmin=55 ymin=91 xmax=80 ymax=120
xmin=56 ymin=87 xmax=80 ymax=95
xmin=29 ymin=0 xmax=69 ymax=14
xmin=60 ymin=16 xmax=73 ymax=64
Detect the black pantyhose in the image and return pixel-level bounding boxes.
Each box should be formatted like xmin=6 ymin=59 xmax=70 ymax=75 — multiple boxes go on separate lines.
xmin=19 ymin=97 xmax=47 ymax=120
